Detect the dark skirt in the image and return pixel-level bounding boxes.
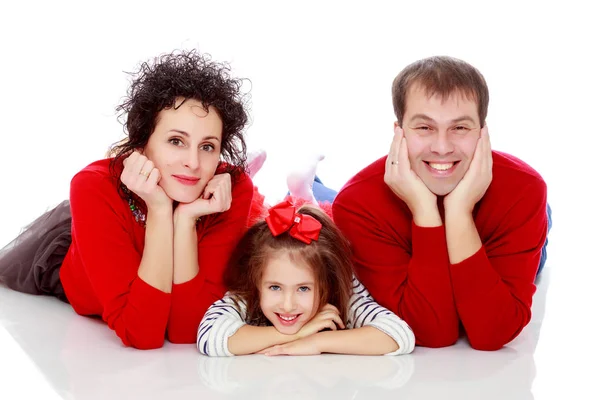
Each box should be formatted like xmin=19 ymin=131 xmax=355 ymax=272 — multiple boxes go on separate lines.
xmin=0 ymin=200 xmax=71 ymax=302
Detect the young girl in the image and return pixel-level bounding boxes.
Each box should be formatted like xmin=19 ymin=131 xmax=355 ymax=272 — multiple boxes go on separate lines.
xmin=197 ymin=201 xmax=416 ymax=356
xmin=0 ymin=50 xmax=254 ymax=349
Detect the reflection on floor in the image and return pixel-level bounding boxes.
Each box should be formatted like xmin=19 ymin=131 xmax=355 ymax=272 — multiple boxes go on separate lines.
xmin=0 ymin=267 xmax=549 ymax=400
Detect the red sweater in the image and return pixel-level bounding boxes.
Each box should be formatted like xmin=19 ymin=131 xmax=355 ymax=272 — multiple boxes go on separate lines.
xmin=332 ymin=151 xmax=548 ymax=350
xmin=59 ymin=159 xmax=254 ymax=349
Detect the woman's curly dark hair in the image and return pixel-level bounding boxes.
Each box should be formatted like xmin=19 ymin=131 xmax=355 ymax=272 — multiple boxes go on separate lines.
xmin=109 ymin=49 xmax=250 ymax=181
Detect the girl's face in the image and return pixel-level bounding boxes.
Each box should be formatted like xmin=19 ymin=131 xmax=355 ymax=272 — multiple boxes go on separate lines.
xmin=259 ymin=251 xmax=320 ymax=335
xmin=143 ymin=97 xmax=223 ymax=203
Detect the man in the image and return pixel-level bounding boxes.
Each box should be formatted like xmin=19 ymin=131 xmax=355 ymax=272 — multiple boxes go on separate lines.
xmin=332 ymin=56 xmax=549 ymax=350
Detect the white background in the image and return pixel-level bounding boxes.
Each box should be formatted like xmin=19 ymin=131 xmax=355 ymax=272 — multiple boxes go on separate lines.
xmin=0 ymin=0 xmax=598 ymax=398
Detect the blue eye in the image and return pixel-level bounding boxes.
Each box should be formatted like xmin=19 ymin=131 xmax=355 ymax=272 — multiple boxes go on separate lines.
xmin=298 ymin=286 xmax=310 ymax=293
xmin=269 ymin=285 xmax=281 ymax=291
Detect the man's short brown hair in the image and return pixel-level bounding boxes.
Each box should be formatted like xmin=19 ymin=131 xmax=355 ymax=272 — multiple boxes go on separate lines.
xmin=392 ymin=56 xmax=489 ymax=127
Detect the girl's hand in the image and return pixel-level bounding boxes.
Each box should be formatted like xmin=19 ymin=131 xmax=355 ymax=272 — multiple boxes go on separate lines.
xmin=295 ymin=304 xmax=345 ymax=339
xmin=121 ymin=151 xmax=172 ymax=211
xmin=260 ymin=335 xmax=323 ymax=356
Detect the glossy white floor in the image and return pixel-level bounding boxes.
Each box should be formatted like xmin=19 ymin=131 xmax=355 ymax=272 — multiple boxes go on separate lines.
xmin=0 ymin=267 xmax=554 ymax=400
xmin=1 ymin=1 xmax=598 ymax=399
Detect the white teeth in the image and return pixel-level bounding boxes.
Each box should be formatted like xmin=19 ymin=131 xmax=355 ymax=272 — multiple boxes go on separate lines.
xmin=279 ymin=315 xmax=297 ymax=321
xmin=429 ymin=162 xmax=454 ymax=171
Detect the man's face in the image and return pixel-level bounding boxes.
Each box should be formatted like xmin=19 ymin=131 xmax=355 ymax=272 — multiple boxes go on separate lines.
xmin=400 ymin=84 xmax=482 ymax=196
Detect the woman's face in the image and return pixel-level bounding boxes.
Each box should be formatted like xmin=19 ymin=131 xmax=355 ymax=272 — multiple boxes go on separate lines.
xmin=143 ymin=98 xmax=223 ymax=203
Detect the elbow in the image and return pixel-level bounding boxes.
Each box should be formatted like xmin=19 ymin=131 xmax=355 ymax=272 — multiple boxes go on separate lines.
xmin=413 ymin=323 xmax=459 ymax=348
xmin=168 ymin=331 xmax=195 ymax=345
xmin=467 ymin=313 xmax=530 ymax=351
xmin=469 ymin=339 xmax=505 ymax=351
xmin=121 ymin=331 xmax=166 ymax=350
xmin=467 ymin=328 xmax=522 ymax=351
xmin=127 ymin=337 xmax=165 ymax=350
xmin=414 ymin=324 xmax=459 ymax=348
xmin=418 ymin=333 xmax=459 ymax=348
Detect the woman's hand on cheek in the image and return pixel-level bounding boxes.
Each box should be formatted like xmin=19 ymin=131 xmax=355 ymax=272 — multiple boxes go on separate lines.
xmin=121 ymin=151 xmax=172 ymax=211
xmin=175 ymin=173 xmax=232 ymax=221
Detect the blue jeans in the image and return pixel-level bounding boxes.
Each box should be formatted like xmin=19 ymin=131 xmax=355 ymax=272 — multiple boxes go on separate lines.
xmin=310 ymin=178 xmax=551 ymax=275
xmin=537 ymin=203 xmax=552 ymax=275
xmin=312 ymin=176 xmax=338 ymax=203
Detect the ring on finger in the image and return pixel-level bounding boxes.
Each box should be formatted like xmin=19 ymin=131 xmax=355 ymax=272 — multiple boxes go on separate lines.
xmin=139 ymin=170 xmax=150 ymax=177
xmin=390 ymin=160 xmax=399 ymax=165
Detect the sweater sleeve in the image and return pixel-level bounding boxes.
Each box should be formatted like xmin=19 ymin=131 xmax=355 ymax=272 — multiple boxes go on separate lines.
xmin=69 ymin=171 xmax=171 ymax=349
xmin=346 ymin=276 xmax=415 ymax=355
xmin=450 ymin=181 xmax=548 ymax=350
xmin=197 ymin=293 xmax=247 ymax=356
xmin=333 ymin=193 xmax=459 ymax=348
xmin=167 ymin=173 xmax=254 ymax=344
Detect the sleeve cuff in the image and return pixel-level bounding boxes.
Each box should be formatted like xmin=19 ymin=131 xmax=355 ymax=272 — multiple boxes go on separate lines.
xmin=171 ymin=271 xmax=204 ymax=300
xmin=129 ymin=277 xmax=171 ymax=320
xmin=449 ymin=246 xmax=499 ymax=304
xmin=411 ymin=222 xmax=450 ymax=267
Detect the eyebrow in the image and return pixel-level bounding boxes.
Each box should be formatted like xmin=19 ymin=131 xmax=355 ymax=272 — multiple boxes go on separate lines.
xmin=409 ymin=114 xmax=477 ymax=124
xmin=264 ymin=281 xmax=314 ymax=286
xmin=169 ymin=129 xmax=221 ymax=141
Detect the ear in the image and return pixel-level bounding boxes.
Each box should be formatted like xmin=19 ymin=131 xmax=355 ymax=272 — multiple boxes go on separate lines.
xmin=393 ymin=121 xmax=400 ymax=129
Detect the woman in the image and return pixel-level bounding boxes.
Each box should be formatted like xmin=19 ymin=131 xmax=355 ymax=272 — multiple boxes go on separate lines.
xmin=0 ymin=50 xmax=254 ymax=349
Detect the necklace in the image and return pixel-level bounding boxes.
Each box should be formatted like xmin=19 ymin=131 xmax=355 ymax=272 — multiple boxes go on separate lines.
xmin=122 ymin=185 xmax=147 ymax=226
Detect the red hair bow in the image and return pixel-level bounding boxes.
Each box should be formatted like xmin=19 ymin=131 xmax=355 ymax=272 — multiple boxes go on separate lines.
xmin=265 ymin=201 xmax=322 ymax=244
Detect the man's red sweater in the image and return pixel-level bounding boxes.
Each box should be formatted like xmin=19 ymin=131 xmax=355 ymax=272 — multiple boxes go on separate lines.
xmin=332 ymin=151 xmax=548 ymax=350
xmin=59 ymin=159 xmax=254 ymax=349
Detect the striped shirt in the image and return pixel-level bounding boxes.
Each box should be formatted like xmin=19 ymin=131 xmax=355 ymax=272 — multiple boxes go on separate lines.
xmin=197 ymin=276 xmax=415 ymax=356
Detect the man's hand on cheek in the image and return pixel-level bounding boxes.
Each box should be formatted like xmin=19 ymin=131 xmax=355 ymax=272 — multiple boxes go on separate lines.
xmin=385 ymin=126 xmax=440 ymax=226
xmin=444 ymin=125 xmax=493 ymax=214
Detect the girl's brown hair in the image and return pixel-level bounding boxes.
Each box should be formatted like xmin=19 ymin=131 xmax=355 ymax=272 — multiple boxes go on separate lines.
xmin=224 ymin=205 xmax=354 ymax=326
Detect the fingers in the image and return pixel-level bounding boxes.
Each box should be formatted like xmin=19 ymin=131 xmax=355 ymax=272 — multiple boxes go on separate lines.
xmin=387 ymin=126 xmax=404 ymax=166
xmin=321 ymin=303 xmax=340 ymax=314
xmin=481 ymin=124 xmax=489 ymax=139
xmin=200 ymin=174 xmax=232 ymax=212
xmin=320 ymin=313 xmax=343 ymax=330
xmin=472 ymin=125 xmax=492 ymax=167
xmin=256 ymin=346 xmax=275 ymax=354
xmin=482 ymin=125 xmax=492 ymax=155
xmin=136 ymin=160 xmax=155 ymax=185
xmin=332 ymin=314 xmax=345 ymax=329
xmin=147 ymin=168 xmax=161 ymax=187
xmin=319 ymin=304 xmax=343 ymax=328
xmin=399 ymin=134 xmax=411 ymax=169
xmin=264 ymin=345 xmax=285 ymax=356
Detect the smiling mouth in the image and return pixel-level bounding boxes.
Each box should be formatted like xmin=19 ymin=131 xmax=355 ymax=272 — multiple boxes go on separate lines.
xmin=172 ymin=175 xmax=200 ymax=186
xmin=276 ymin=313 xmax=300 ymax=325
xmin=426 ymin=161 xmax=458 ymax=172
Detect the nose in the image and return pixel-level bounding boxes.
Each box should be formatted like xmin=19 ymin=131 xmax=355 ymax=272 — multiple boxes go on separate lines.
xmin=184 ymin=149 xmax=200 ymax=170
xmin=282 ymin=292 xmax=296 ymax=312
xmin=430 ymin=131 xmax=454 ymax=155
